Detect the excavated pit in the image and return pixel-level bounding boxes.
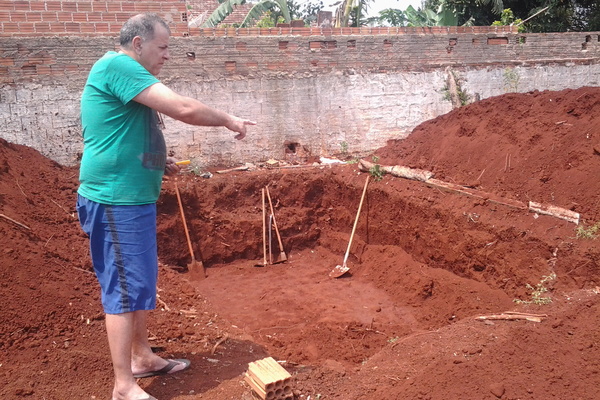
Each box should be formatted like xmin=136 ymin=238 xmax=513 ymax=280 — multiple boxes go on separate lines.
xmin=155 ymin=164 xmax=568 ymax=368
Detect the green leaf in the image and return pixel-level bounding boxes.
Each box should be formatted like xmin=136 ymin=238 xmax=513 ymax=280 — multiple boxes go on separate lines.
xmin=201 ymin=0 xmax=247 ymax=28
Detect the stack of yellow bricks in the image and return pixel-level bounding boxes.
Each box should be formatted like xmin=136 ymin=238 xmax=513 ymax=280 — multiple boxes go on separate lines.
xmin=244 ymin=357 xmax=294 ymax=400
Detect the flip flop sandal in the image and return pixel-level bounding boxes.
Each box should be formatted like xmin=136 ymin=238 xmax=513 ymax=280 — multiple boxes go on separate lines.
xmin=133 ymin=358 xmax=191 ymax=379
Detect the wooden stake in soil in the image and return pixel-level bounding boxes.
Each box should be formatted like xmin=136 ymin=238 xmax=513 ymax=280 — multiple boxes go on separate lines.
xmin=262 ymin=188 xmax=268 ymax=267
xmin=174 ymin=182 xmax=206 ymax=278
xmin=265 ymin=186 xmax=287 ymax=263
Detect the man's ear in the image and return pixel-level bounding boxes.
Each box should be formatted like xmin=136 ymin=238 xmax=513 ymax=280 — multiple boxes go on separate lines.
xmin=132 ymin=36 xmax=143 ymax=54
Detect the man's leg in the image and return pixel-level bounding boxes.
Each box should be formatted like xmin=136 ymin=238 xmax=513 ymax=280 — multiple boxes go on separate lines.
xmin=106 ymin=312 xmax=151 ymax=400
xmin=130 ymin=309 xmax=189 ymax=375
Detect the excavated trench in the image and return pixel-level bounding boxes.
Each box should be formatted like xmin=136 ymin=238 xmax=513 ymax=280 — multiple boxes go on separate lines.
xmin=155 ymin=165 xmax=574 ymax=368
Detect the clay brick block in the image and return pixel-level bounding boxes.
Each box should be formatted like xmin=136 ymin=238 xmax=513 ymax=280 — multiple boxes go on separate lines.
xmin=73 ymin=13 xmax=87 ymax=22
xmin=17 ymin=22 xmax=35 ymax=34
xmin=0 ymin=11 xmax=9 ymax=21
xmin=87 ymin=12 xmax=102 ymax=22
xmin=36 ymin=64 xmax=52 ymax=74
xmin=62 ymin=2 xmax=77 ymax=12
xmin=13 ymin=1 xmax=30 ymax=11
xmin=30 ymin=2 xmax=46 ymax=11
xmin=64 ymin=22 xmax=80 ymax=33
xmin=115 ymin=12 xmax=132 ymax=22
xmin=57 ymin=12 xmax=73 ymax=22
xmin=25 ymin=12 xmax=42 ymax=22
xmin=51 ymin=64 xmax=65 ymax=75
xmin=102 ymin=13 xmax=116 ymax=22
xmin=95 ymin=22 xmax=109 ymax=33
xmin=81 ymin=23 xmax=95 ymax=33
xmin=0 ymin=57 xmax=15 ymax=66
xmin=107 ymin=3 xmax=122 ymax=12
xmin=135 ymin=2 xmax=161 ymax=12
xmin=121 ymin=3 xmax=135 ymax=12
xmin=92 ymin=2 xmax=108 ymax=12
xmin=41 ymin=12 xmax=59 ymax=22
xmin=11 ymin=12 xmax=27 ymax=22
xmin=0 ymin=0 xmax=15 ymax=10
xmin=35 ymin=22 xmax=51 ymax=33
xmin=46 ymin=1 xmax=62 ymax=11
xmin=65 ymin=64 xmax=79 ymax=72
xmin=77 ymin=2 xmax=93 ymax=12
xmin=3 ymin=22 xmax=19 ymax=33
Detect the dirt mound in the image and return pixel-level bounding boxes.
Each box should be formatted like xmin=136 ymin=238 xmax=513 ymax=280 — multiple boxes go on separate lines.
xmin=1 ymin=88 xmax=600 ymax=400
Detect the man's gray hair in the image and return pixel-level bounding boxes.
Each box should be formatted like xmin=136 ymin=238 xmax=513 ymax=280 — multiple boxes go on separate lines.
xmin=120 ymin=13 xmax=171 ymax=47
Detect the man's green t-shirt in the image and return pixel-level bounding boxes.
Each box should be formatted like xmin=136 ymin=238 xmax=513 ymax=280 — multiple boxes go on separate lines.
xmin=78 ymin=51 xmax=165 ymax=205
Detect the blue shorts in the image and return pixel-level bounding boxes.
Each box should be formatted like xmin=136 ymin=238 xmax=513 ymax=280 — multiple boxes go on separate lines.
xmin=76 ymin=194 xmax=158 ymax=314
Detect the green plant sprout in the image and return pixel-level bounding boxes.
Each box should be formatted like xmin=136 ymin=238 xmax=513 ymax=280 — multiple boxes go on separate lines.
xmin=340 ymin=141 xmax=349 ymax=155
xmin=442 ymin=70 xmax=471 ymax=106
xmin=369 ymin=155 xmax=384 ymax=181
xmin=576 ymin=222 xmax=600 ymax=239
xmin=513 ymin=273 xmax=556 ymax=305
xmin=503 ymin=68 xmax=520 ymax=93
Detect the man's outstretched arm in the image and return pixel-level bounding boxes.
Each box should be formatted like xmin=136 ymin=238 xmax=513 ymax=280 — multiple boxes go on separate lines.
xmin=133 ymin=82 xmax=256 ymax=139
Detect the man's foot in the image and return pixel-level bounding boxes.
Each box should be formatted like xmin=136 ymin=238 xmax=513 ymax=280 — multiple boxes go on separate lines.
xmin=132 ymin=358 xmax=191 ymax=379
xmin=112 ymin=381 xmax=157 ymax=400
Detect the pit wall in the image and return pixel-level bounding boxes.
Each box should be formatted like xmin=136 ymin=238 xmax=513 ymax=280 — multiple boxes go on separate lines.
xmin=1 ymin=2 xmax=599 ymax=166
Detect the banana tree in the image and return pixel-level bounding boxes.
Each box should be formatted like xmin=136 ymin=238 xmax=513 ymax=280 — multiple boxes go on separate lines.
xmin=404 ymin=3 xmax=458 ymax=26
xmin=201 ymin=0 xmax=291 ymax=28
xmin=335 ymin=0 xmax=373 ymax=27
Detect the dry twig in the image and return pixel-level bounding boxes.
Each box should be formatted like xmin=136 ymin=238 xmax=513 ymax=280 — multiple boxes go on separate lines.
xmin=0 ymin=213 xmax=31 ymax=230
xmin=211 ymin=333 xmax=229 ymax=355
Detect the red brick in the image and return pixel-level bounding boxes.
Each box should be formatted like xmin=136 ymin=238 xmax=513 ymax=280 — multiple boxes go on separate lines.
xmin=10 ymin=12 xmax=27 ymax=22
xmin=64 ymin=22 xmax=80 ymax=33
xmin=102 ymin=13 xmax=116 ymax=22
xmin=18 ymin=22 xmax=35 ymax=33
xmin=0 ymin=11 xmax=9 ymax=21
xmin=2 ymin=22 xmax=19 ymax=33
xmin=13 ymin=1 xmax=30 ymax=11
xmin=0 ymin=0 xmax=15 ymax=10
xmin=62 ymin=2 xmax=77 ymax=12
xmin=81 ymin=23 xmax=95 ymax=33
xmin=77 ymin=2 xmax=93 ymax=12
xmin=135 ymin=2 xmax=161 ymax=12
xmin=35 ymin=22 xmax=51 ymax=33
xmin=92 ymin=2 xmax=108 ymax=12
xmin=87 ymin=12 xmax=102 ymax=22
xmin=115 ymin=12 xmax=132 ymax=22
xmin=25 ymin=12 xmax=42 ymax=22
xmin=56 ymin=12 xmax=73 ymax=22
xmin=109 ymin=23 xmax=121 ymax=33
xmin=95 ymin=22 xmax=109 ymax=32
xmin=46 ymin=1 xmax=62 ymax=11
xmin=73 ymin=13 xmax=87 ymax=22
xmin=121 ymin=3 xmax=135 ymax=12
xmin=43 ymin=11 xmax=60 ymax=21
xmin=29 ymin=2 xmax=46 ymax=11
xmin=65 ymin=64 xmax=79 ymax=72
xmin=107 ymin=2 xmax=122 ymax=12
xmin=51 ymin=64 xmax=65 ymax=75
xmin=0 ymin=57 xmax=15 ymax=66
xmin=36 ymin=64 xmax=52 ymax=74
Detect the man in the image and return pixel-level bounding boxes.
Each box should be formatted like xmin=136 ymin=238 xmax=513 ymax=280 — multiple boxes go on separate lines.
xmin=76 ymin=13 xmax=256 ymax=400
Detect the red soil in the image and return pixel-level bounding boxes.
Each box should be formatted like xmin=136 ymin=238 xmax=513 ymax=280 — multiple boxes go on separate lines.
xmin=2 ymin=87 xmax=600 ymax=400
